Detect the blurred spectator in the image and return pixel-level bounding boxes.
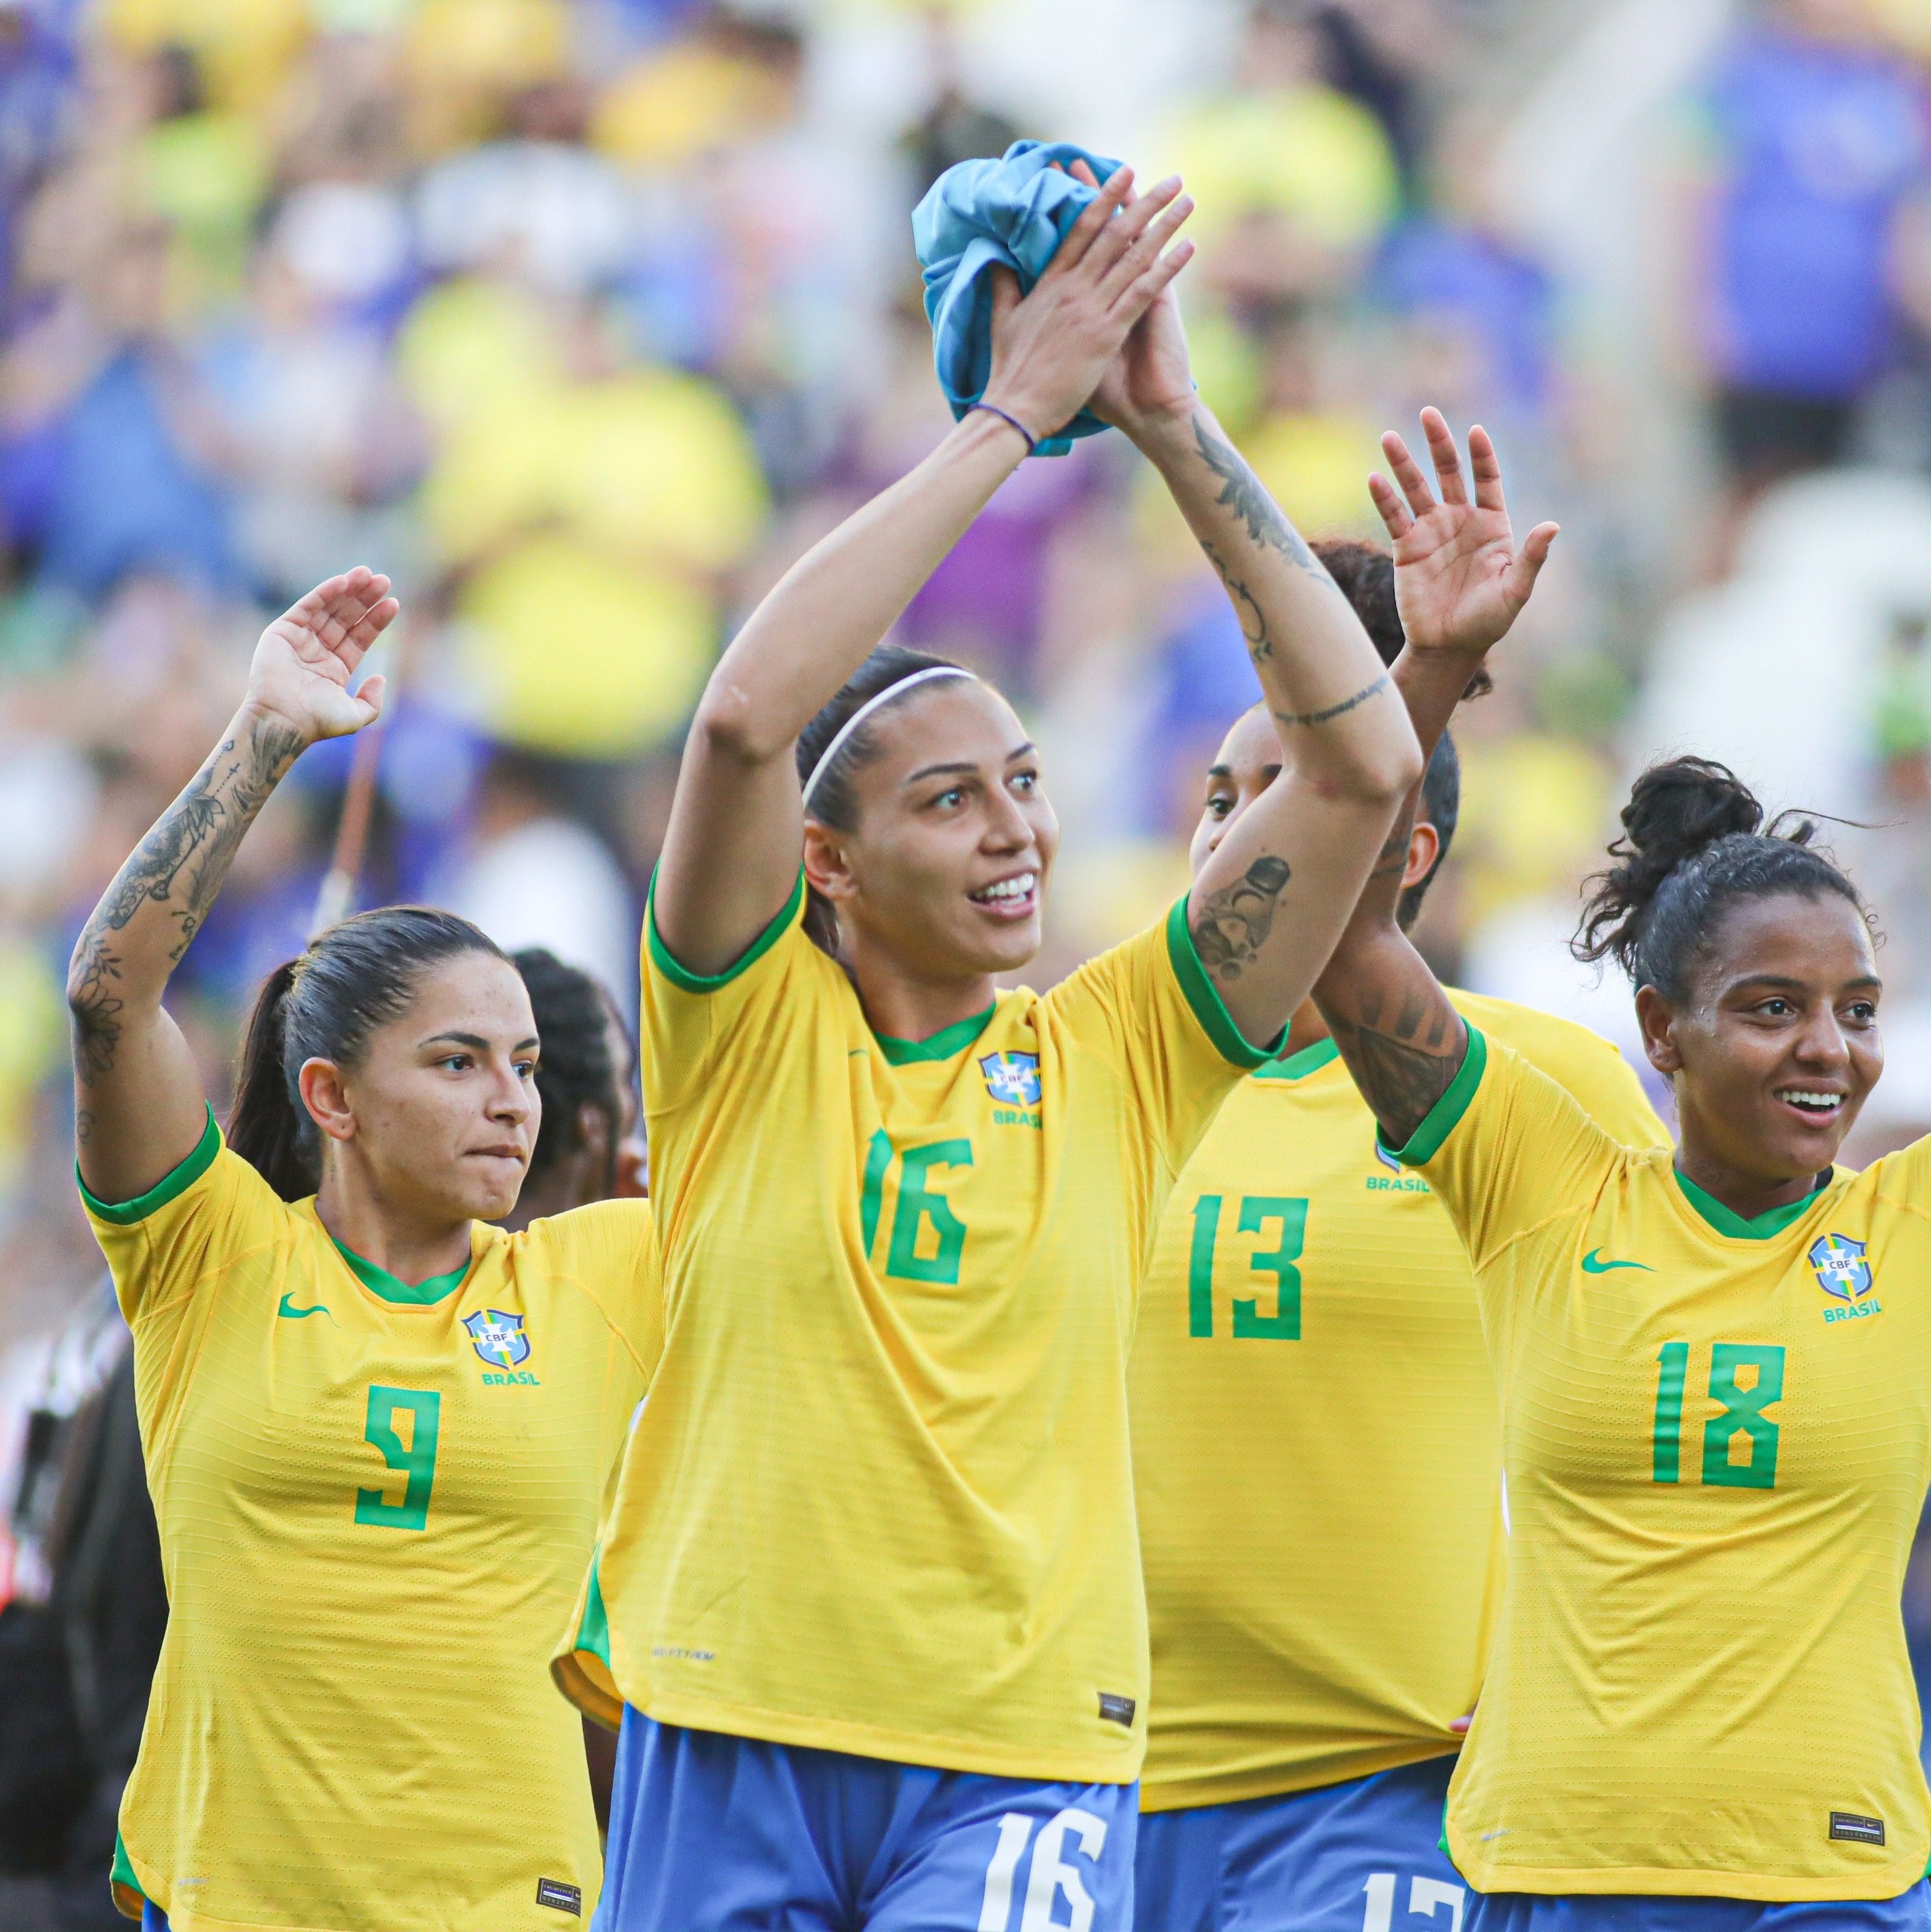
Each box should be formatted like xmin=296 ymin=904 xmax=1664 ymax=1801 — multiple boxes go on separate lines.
xmin=436 ymin=749 xmax=639 ymax=1016
xmin=1689 ymin=0 xmax=1931 ymax=499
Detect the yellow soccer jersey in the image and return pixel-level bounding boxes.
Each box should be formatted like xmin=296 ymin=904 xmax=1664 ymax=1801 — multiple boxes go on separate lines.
xmin=553 ymin=879 xmax=1270 ymax=1784
xmin=1396 ymin=1031 xmax=1931 ymax=1902
xmin=1133 ymin=990 xmax=1667 ymax=1814
xmin=81 ymin=1113 xmax=659 ymax=1932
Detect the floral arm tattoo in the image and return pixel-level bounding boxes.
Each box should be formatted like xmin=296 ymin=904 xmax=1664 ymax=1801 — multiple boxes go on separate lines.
xmin=69 ymin=714 xmax=305 ymax=1087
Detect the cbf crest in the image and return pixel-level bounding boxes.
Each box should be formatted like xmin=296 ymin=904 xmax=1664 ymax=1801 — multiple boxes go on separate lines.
xmin=463 ymin=1308 xmax=531 ymax=1370
xmin=1809 ymin=1233 xmax=1873 ymax=1302
xmin=979 ymin=1051 xmax=1042 ymax=1108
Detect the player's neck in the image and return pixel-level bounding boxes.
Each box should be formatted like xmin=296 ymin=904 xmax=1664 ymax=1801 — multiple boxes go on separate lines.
xmin=1672 ymin=1137 xmax=1827 ymax=1226
xmin=1281 ymin=999 xmax=1330 ymax=1059
xmin=845 ymin=944 xmax=1000 ymax=1048
xmin=314 ymin=1181 xmax=474 ymax=1288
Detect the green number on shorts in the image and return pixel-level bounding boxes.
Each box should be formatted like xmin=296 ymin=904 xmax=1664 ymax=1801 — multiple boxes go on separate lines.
xmin=354 ymin=1386 xmax=441 ymax=1531
xmin=1231 ymin=1197 xmax=1305 ymax=1340
xmin=1702 ymin=1343 xmax=1784 ymax=1489
xmin=1651 ymin=1342 xmax=1688 ymax=1483
xmin=1186 ymin=1193 xmax=1306 ymax=1340
xmin=1648 ymin=1341 xmax=1783 ymax=1489
xmin=883 ymin=1139 xmax=972 ymax=1285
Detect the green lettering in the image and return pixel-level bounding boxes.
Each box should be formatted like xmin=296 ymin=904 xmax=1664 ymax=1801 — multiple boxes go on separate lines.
xmin=1702 ymin=1343 xmax=1784 ymax=1489
xmin=886 ymin=1140 xmax=972 ymax=1284
xmin=860 ymin=1128 xmax=892 ymax=1258
xmin=1188 ymin=1195 xmax=1221 ymax=1338
xmin=355 ymin=1386 xmax=440 ymax=1531
xmin=1231 ymin=1196 xmax=1305 ymax=1340
xmin=1652 ymin=1341 xmax=1688 ymax=1484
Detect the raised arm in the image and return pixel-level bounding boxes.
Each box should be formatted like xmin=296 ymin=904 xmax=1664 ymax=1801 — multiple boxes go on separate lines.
xmin=69 ymin=569 xmax=397 ymax=1202
xmin=654 ymin=165 xmax=1196 ymax=976
xmin=1312 ymin=412 xmax=1558 ymax=1144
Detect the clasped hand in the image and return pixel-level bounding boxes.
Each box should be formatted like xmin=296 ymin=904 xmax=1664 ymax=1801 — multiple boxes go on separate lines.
xmin=980 ymin=162 xmax=1197 ymax=449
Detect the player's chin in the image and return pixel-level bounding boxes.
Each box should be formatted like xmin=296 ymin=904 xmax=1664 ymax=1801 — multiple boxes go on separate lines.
xmin=457 ymin=1157 xmax=528 ymax=1220
xmin=955 ymin=911 xmax=1042 ymax=976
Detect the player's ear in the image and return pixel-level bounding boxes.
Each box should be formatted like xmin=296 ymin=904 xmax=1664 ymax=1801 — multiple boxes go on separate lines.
xmin=298 ymin=1057 xmax=357 ymax=1143
xmin=1401 ymin=820 xmax=1441 ymax=891
xmin=1634 ymin=986 xmax=1682 ymax=1078
xmin=803 ymin=820 xmax=859 ymax=903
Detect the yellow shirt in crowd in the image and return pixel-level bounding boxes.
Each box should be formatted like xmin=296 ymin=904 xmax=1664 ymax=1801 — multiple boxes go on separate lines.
xmin=554 ymin=880 xmax=1269 ymax=1784
xmin=1133 ymin=991 xmax=1667 ymax=1814
xmin=82 ymin=1115 xmax=659 ymax=1932
xmin=1399 ymin=1032 xmax=1931 ymax=1902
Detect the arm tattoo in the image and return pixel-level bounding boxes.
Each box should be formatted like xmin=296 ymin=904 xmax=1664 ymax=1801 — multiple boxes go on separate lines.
xmin=1273 ymin=675 xmax=1390 ymax=731
xmin=1201 ymin=539 xmax=1273 ymax=661
xmin=68 ymin=714 xmax=304 ymax=1081
xmin=1190 ymin=854 xmax=1292 ymax=983
xmin=1326 ymin=991 xmax=1461 ymax=1144
xmin=1192 ymin=417 xmax=1327 ymax=577
xmin=1367 ymin=826 xmax=1409 ymax=883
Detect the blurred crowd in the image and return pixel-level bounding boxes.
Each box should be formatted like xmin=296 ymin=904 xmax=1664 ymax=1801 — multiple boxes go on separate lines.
xmin=11 ymin=0 xmax=1931 ymax=1904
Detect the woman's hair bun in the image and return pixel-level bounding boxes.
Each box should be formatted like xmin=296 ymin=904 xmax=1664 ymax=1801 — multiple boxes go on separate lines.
xmin=1618 ymin=757 xmax=1764 ymax=877
xmin=1574 ymin=755 xmax=1860 ymax=996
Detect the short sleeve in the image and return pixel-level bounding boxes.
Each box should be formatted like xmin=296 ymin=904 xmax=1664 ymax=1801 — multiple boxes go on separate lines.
xmin=1387 ymin=1029 xmax=1627 ymax=1271
xmin=1044 ymin=900 xmax=1276 ymax=1183
xmin=1497 ymin=1018 xmax=1671 ymax=1153
xmin=642 ymin=869 xmax=812 ymax=1110
xmin=78 ymin=1110 xmax=290 ymax=1329
xmin=526 ymin=1197 xmax=665 ymax=1394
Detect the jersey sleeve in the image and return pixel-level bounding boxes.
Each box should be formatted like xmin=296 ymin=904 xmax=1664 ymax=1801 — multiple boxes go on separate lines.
xmin=1505 ymin=1021 xmax=1671 ymax=1152
xmin=77 ymin=1108 xmax=291 ymax=1333
xmin=1045 ymin=898 xmax=1279 ymax=1182
xmin=642 ymin=869 xmax=815 ymax=1112
xmin=1386 ymin=1028 xmax=1627 ymax=1271
xmin=530 ymin=1198 xmax=665 ymax=1395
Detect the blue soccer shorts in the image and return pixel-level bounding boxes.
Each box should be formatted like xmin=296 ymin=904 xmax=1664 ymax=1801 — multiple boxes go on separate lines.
xmin=1135 ymin=1753 xmax=1466 ymax=1931
xmin=595 ymin=1708 xmax=1138 ymax=1931
xmin=1464 ymin=1882 xmax=1931 ymax=1931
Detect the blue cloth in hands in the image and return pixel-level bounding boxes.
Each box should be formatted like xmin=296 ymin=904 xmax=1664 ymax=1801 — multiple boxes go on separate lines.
xmin=912 ymin=139 xmax=1124 ymax=457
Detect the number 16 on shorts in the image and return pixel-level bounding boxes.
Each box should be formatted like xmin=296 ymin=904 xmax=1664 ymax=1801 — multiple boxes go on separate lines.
xmin=978 ymin=1808 xmax=1109 ymax=1932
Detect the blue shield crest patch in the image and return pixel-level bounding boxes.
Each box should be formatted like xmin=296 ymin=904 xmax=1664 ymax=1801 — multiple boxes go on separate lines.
xmin=979 ymin=1051 xmax=1042 ymax=1108
xmin=1808 ymin=1233 xmax=1872 ymax=1302
xmin=463 ymin=1308 xmax=531 ymax=1369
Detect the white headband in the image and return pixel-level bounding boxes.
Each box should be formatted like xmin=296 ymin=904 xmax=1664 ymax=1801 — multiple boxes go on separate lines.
xmin=801 ymin=666 xmax=977 ymax=810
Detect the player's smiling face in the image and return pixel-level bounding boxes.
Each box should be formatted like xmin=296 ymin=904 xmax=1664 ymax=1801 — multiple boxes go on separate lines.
xmin=298 ymin=953 xmax=542 ymax=1225
xmin=806 ymin=679 xmax=1059 ymax=978
xmin=1638 ymin=892 xmax=1883 ymax=1185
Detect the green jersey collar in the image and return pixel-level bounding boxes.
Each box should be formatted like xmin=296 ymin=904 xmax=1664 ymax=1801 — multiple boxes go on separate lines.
xmin=1252 ymin=1038 xmax=1340 ymax=1082
xmin=873 ymin=1002 xmax=998 ymax=1066
xmin=331 ymin=1235 xmax=472 ymax=1305
xmin=1671 ymin=1166 xmax=1828 ymax=1241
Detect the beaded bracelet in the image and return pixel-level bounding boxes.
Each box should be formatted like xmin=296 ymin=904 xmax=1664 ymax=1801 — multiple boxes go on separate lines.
xmin=967 ymin=400 xmax=1039 ymax=456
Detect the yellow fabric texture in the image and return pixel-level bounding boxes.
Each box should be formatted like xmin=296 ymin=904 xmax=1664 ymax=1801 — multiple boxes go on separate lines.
xmin=1413 ymin=1035 xmax=1931 ymax=1902
xmin=85 ymin=1138 xmax=659 ymax=1932
xmin=1133 ymin=991 xmax=1667 ymax=1814
xmin=554 ymin=887 xmax=1261 ymax=1783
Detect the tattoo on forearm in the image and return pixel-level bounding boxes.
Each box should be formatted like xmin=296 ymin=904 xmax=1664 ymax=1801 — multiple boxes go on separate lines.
xmin=1367 ymin=827 xmax=1409 ymax=882
xmin=1192 ymin=418 xmax=1327 ymax=577
xmin=1191 ymin=854 xmax=1293 ymax=983
xmin=1327 ymin=990 xmax=1461 ymax=1143
xmin=68 ymin=715 xmax=303 ymax=1081
xmin=1202 ymin=539 xmax=1273 ymax=661
xmin=1273 ymin=675 xmax=1390 ymax=731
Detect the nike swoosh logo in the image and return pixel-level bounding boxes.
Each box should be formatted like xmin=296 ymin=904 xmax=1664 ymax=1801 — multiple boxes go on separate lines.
xmin=1581 ymin=1249 xmax=1653 ymax=1274
xmin=278 ymin=1294 xmax=335 ymax=1321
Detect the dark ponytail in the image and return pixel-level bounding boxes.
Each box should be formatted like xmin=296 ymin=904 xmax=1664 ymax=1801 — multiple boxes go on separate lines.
xmin=1572 ymin=756 xmax=1867 ymax=1000
xmin=794 ymin=642 xmax=966 ymax=956
xmin=229 ymin=906 xmax=507 ymax=1201
xmin=511 ymin=948 xmax=623 ymax=1197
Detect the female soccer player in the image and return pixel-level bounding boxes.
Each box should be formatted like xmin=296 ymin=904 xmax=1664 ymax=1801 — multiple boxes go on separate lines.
xmin=68 ymin=571 xmax=661 ymax=1932
xmin=552 ymin=164 xmax=1421 ymax=1929
xmin=1132 ymin=503 xmax=1666 ymax=1932
xmin=1312 ymin=425 xmax=1931 ymax=1927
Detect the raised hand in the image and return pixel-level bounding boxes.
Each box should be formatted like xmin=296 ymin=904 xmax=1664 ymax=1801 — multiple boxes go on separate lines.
xmin=1063 ymin=156 xmax=1198 ymax=440
xmin=981 ymin=164 xmax=1196 ymax=443
xmin=1369 ymin=411 xmax=1558 ymax=658
xmin=246 ymin=567 xmax=399 ymax=745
